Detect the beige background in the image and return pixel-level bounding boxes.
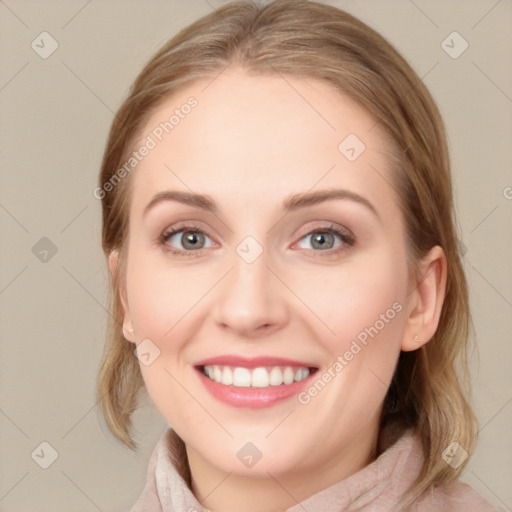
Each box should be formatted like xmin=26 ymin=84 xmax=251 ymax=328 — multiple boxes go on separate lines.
xmin=0 ymin=0 xmax=511 ymax=510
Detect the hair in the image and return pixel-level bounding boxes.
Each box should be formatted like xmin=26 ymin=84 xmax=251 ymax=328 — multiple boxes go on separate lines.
xmin=95 ymin=0 xmax=478 ymax=507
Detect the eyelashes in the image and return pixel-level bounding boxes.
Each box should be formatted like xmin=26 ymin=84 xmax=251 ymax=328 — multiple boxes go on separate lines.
xmin=159 ymin=223 xmax=215 ymax=257
xmin=158 ymin=223 xmax=355 ymax=258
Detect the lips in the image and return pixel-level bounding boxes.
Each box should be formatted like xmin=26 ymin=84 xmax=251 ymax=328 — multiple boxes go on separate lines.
xmin=194 ymin=355 xmax=319 ymax=386
xmin=194 ymin=355 xmax=318 ymax=369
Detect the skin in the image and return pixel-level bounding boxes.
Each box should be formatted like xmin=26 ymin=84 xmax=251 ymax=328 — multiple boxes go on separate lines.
xmin=109 ymin=68 xmax=447 ymax=512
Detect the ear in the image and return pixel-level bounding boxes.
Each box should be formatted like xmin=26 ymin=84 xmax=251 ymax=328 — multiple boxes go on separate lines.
xmin=109 ymin=249 xmax=135 ymax=344
xmin=401 ymin=245 xmax=447 ymax=352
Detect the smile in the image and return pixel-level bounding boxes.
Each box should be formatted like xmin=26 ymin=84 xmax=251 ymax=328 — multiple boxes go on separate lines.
xmin=201 ymin=365 xmax=312 ymax=388
xmin=193 ymin=355 xmax=319 ymax=408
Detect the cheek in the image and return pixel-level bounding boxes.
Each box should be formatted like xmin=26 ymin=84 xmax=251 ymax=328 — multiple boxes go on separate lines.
xmin=125 ymin=249 xmax=211 ymax=339
xmin=304 ymin=254 xmax=406 ymax=351
xmin=313 ymin=253 xmax=406 ymax=408
xmin=125 ymin=253 xmax=201 ymax=425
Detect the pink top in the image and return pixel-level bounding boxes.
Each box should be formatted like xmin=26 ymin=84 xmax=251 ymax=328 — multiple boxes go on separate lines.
xmin=128 ymin=423 xmax=499 ymax=511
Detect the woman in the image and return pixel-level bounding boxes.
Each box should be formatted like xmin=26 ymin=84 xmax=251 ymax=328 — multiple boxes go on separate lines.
xmin=95 ymin=1 xmax=499 ymax=510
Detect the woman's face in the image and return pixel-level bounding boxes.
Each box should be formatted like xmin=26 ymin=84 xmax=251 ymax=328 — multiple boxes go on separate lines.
xmin=115 ymin=68 xmax=419 ymax=486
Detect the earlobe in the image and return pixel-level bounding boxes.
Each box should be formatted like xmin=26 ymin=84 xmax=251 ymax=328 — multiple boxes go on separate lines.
xmin=401 ymin=245 xmax=447 ymax=352
xmin=122 ymin=323 xmax=135 ymax=342
xmin=108 ymin=249 xmax=119 ymax=278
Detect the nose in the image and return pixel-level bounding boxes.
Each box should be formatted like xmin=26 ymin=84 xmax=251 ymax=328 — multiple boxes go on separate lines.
xmin=213 ymin=247 xmax=289 ymax=339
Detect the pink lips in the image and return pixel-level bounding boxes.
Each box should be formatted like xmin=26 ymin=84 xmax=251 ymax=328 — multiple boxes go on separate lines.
xmin=194 ymin=355 xmax=317 ymax=369
xmin=193 ymin=354 xmax=318 ymax=409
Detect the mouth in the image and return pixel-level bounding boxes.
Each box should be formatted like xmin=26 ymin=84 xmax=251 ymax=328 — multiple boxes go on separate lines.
xmin=192 ymin=356 xmax=319 ymax=409
xmin=196 ymin=364 xmax=318 ymax=388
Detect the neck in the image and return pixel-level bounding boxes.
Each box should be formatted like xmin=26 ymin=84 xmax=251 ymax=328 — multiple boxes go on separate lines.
xmin=185 ymin=418 xmax=380 ymax=512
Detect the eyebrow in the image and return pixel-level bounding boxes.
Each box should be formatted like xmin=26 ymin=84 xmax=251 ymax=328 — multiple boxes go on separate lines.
xmin=143 ymin=188 xmax=379 ymax=219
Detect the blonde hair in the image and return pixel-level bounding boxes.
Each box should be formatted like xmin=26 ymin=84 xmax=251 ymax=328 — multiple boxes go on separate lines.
xmin=95 ymin=0 xmax=478 ymax=506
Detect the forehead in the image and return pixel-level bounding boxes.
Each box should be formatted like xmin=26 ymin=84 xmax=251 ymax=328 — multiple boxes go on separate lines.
xmin=129 ymin=68 xmax=399 ymax=219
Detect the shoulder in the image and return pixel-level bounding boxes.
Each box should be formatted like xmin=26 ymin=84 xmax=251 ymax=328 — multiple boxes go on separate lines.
xmin=412 ymin=481 xmax=500 ymax=512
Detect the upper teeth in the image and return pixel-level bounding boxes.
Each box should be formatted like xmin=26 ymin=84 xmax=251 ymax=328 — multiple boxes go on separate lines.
xmin=203 ymin=365 xmax=311 ymax=388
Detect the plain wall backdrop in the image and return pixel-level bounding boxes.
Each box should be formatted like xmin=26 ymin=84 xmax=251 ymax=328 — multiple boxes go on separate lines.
xmin=0 ymin=0 xmax=511 ymax=510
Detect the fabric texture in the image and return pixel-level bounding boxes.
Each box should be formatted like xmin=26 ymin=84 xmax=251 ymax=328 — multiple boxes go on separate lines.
xmin=128 ymin=423 xmax=499 ymax=512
